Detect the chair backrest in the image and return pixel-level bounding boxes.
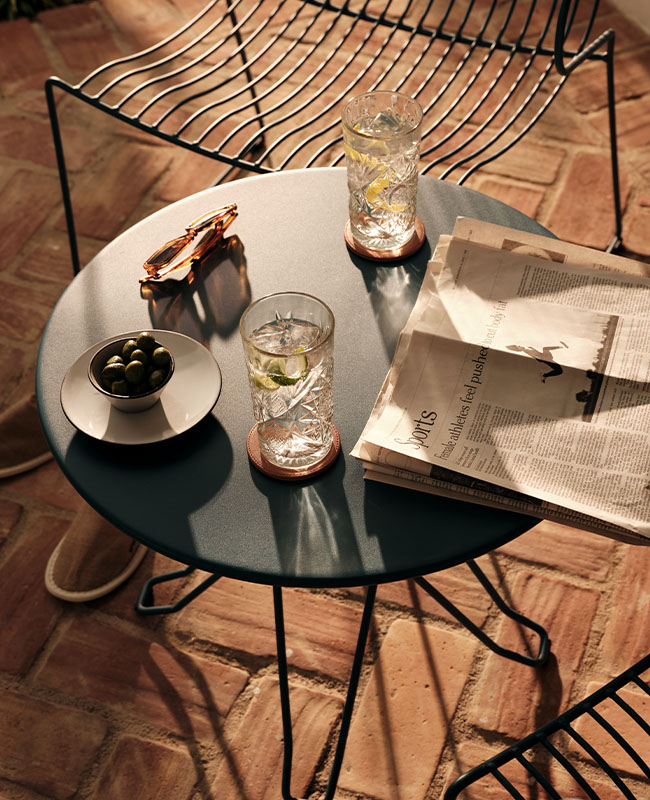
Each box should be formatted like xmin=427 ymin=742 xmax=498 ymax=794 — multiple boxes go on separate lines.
xmin=444 ymin=652 xmax=650 ymax=800
xmin=53 ymin=0 xmax=610 ymax=182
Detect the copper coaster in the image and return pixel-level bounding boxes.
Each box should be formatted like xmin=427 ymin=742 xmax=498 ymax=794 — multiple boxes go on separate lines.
xmin=246 ymin=425 xmax=341 ymax=480
xmin=344 ymin=216 xmax=426 ymax=261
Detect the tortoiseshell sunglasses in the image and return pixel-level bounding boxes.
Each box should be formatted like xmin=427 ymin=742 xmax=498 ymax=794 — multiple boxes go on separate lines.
xmin=140 ymin=204 xmax=238 ymax=283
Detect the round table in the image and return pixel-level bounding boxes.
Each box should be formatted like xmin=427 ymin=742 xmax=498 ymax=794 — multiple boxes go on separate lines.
xmin=38 ymin=168 xmax=554 ymax=799
xmin=37 ymin=168 xmax=550 ymax=589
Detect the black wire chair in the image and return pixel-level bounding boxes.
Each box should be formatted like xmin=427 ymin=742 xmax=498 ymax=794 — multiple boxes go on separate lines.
xmin=444 ymin=653 xmax=650 ymax=800
xmin=45 ymin=0 xmax=622 ymax=275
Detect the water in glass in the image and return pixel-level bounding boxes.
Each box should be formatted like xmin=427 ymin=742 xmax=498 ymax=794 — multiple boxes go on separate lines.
xmin=245 ymin=312 xmax=334 ymax=468
xmin=343 ymin=92 xmax=422 ymax=250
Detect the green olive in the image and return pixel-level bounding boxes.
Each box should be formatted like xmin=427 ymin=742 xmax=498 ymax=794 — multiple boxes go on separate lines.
xmin=125 ymin=360 xmax=145 ymax=384
xmin=111 ymin=379 xmax=129 ymax=395
xmin=102 ymin=362 xmax=126 ymax=384
xmin=132 ymin=382 xmax=148 ymax=395
xmin=152 ymin=346 xmax=171 ymax=367
xmin=106 ymin=355 xmax=124 ymax=365
xmin=136 ymin=331 xmax=157 ymax=352
xmin=122 ymin=339 xmax=138 ymax=360
xmin=129 ymin=348 xmax=149 ymax=366
xmin=148 ymin=369 xmax=167 ymax=389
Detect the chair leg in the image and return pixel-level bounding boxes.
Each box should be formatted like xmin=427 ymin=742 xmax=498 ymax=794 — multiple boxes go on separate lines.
xmin=414 ymin=560 xmax=550 ymax=667
xmin=135 ymin=566 xmax=221 ymax=615
xmin=274 ymin=584 xmax=377 ymax=800
xmin=45 ymin=79 xmax=81 ymax=275
xmin=605 ymin=36 xmax=623 ymax=254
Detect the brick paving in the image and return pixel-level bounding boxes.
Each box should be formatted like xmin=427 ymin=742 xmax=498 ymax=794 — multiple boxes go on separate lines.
xmin=1 ymin=1 xmax=650 ymax=799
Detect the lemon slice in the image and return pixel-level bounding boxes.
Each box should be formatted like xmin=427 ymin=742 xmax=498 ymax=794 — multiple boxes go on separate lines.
xmin=365 ymin=175 xmax=389 ymax=204
xmin=344 ymin=144 xmax=388 ymax=168
xmin=365 ymin=175 xmax=407 ymax=212
xmin=348 ymin=133 xmax=390 ymax=158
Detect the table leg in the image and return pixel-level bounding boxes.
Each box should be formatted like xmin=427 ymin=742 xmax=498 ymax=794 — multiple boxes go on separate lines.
xmin=415 ymin=560 xmax=550 ymax=667
xmin=135 ymin=566 xmax=221 ymax=615
xmin=273 ymin=584 xmax=377 ymax=800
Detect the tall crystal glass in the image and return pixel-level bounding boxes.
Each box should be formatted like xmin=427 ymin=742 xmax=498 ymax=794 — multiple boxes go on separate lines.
xmin=342 ymin=91 xmax=423 ymax=251
xmin=240 ymin=292 xmax=335 ymax=469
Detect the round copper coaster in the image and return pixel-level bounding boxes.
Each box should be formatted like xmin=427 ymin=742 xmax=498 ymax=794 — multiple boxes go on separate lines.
xmin=344 ymin=216 xmax=426 ymax=261
xmin=246 ymin=425 xmax=341 ymax=480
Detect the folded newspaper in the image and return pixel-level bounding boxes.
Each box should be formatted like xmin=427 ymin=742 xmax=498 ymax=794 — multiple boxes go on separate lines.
xmin=352 ymin=217 xmax=650 ymax=545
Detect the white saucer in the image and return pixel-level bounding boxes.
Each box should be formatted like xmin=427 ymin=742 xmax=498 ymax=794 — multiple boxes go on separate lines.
xmin=60 ymin=330 xmax=222 ymax=445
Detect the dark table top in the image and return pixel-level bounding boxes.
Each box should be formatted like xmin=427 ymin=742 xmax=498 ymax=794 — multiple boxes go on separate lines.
xmin=37 ymin=168 xmax=552 ymax=588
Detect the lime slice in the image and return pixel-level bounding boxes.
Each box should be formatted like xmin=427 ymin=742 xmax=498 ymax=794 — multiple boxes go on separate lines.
xmin=267 ymin=352 xmax=309 ymax=386
xmin=286 ymin=352 xmax=308 ymax=376
xmin=267 ymin=357 xmax=286 ymax=375
xmin=270 ymin=374 xmax=299 ymax=386
xmin=253 ymin=372 xmax=280 ymax=391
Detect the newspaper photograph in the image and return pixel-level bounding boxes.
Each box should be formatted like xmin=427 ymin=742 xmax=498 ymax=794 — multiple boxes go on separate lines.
xmin=353 ymin=218 xmax=650 ymax=542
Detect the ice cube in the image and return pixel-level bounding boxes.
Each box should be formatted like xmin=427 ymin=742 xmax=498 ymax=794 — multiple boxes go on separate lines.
xmin=360 ymin=110 xmax=406 ymax=136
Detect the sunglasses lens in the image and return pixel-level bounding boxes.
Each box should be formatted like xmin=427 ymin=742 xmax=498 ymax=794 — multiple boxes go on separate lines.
xmin=141 ymin=230 xmax=220 ymax=283
xmin=145 ymin=234 xmax=192 ymax=269
xmin=191 ymin=227 xmax=222 ymax=261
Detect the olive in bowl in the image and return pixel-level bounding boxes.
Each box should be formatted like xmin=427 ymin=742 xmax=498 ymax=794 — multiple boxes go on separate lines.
xmin=88 ymin=331 xmax=174 ymax=413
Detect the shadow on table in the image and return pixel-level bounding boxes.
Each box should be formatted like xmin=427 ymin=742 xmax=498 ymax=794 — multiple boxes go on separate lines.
xmin=362 ymin=478 xmax=462 ymax=568
xmin=348 ymin=242 xmax=431 ymax=357
xmin=251 ymin=454 xmax=363 ymax=580
xmin=63 ymin=414 xmax=233 ymax=554
xmin=141 ymin=234 xmax=250 ymax=346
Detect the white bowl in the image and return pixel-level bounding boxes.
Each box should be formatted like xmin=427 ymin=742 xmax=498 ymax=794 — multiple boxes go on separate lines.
xmin=88 ymin=333 xmax=175 ymax=413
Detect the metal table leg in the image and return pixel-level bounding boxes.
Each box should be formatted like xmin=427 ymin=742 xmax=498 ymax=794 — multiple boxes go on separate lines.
xmin=415 ymin=559 xmax=550 ymax=667
xmin=273 ymin=584 xmax=378 ymax=800
xmin=134 ymin=557 xmax=547 ymax=799
xmin=135 ymin=566 xmax=221 ymax=615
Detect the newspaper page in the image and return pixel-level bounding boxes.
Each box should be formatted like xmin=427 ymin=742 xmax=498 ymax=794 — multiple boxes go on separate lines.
xmin=452 ymin=217 xmax=650 ymax=278
xmin=353 ymin=219 xmax=650 ymax=542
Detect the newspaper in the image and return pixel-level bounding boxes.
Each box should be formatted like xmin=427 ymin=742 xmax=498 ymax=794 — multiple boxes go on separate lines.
xmin=352 ymin=218 xmax=650 ymax=544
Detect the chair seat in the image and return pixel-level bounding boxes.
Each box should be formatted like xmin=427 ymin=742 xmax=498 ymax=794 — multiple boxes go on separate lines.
xmin=45 ymin=0 xmax=622 ymax=274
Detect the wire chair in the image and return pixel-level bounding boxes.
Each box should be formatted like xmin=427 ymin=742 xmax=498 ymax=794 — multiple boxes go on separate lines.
xmin=45 ymin=0 xmax=622 ymax=274
xmin=444 ymin=652 xmax=650 ymax=800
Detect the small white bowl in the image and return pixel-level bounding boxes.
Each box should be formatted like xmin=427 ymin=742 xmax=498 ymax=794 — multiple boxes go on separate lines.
xmin=88 ymin=334 xmax=175 ymax=413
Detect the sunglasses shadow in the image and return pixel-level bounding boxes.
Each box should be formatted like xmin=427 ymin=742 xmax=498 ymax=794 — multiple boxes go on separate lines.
xmin=140 ymin=235 xmax=251 ymax=346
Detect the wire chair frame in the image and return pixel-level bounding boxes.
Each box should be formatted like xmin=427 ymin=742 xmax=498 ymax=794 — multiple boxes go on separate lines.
xmin=444 ymin=653 xmax=650 ymax=800
xmin=45 ymin=0 xmax=622 ymax=274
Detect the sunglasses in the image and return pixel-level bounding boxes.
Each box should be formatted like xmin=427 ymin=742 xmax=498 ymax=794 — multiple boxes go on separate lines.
xmin=141 ymin=204 xmax=238 ymax=283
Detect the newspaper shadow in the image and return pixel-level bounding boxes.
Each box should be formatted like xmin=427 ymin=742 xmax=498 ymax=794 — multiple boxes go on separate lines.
xmin=250 ymin=455 xmax=363 ymax=580
xmin=141 ymin=234 xmax=250 ymax=346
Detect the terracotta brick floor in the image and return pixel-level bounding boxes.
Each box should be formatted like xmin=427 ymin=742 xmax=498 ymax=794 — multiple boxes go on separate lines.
xmin=2 ymin=1 xmax=650 ymax=799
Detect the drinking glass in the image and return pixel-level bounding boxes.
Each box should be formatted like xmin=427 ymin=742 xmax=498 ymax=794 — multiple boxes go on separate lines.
xmin=342 ymin=91 xmax=423 ymax=252
xmin=240 ymin=292 xmax=335 ymax=469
